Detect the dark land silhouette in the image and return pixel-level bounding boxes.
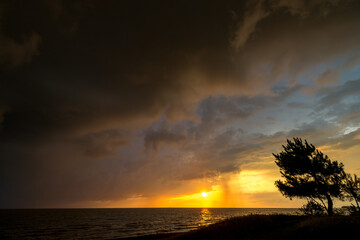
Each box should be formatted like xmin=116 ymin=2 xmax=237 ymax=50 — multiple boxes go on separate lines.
xmin=122 ymin=214 xmax=360 ymax=240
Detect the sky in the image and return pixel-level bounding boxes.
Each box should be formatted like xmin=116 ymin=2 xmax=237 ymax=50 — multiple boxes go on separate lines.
xmin=1 ymin=0 xmax=360 ymax=208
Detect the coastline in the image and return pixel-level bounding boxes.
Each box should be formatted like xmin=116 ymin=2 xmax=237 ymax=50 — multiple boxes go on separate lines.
xmin=118 ymin=214 xmax=360 ymax=240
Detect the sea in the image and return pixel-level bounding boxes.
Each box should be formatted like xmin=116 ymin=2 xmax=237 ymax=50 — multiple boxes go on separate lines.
xmin=0 ymin=208 xmax=297 ymax=239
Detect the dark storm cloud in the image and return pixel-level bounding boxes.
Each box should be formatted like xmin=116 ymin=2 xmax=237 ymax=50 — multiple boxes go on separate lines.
xmin=0 ymin=2 xmax=41 ymax=66
xmin=76 ymin=129 xmax=128 ymax=158
xmin=0 ymin=0 xmax=239 ymax=139
xmin=232 ymin=0 xmax=360 ymax=92
xmin=231 ymin=0 xmax=345 ymax=50
xmin=0 ymin=33 xmax=41 ymax=67
xmin=144 ymin=122 xmax=186 ymax=150
xmin=1 ymin=0 xmax=360 ymax=207
xmin=317 ymin=79 xmax=360 ymax=109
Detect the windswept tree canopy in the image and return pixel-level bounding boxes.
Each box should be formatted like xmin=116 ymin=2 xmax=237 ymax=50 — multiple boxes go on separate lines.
xmin=343 ymin=173 xmax=360 ymax=215
xmin=274 ymin=138 xmax=345 ymax=215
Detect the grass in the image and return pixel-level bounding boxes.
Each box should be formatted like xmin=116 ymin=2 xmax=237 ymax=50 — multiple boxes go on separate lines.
xmin=122 ymin=214 xmax=360 ymax=240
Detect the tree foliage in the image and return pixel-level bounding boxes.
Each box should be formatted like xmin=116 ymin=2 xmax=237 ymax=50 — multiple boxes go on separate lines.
xmin=274 ymin=138 xmax=345 ymax=216
xmin=342 ymin=173 xmax=360 ymax=215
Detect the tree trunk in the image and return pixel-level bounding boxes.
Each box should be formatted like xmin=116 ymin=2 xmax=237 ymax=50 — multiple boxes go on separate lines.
xmin=326 ymin=195 xmax=333 ymax=216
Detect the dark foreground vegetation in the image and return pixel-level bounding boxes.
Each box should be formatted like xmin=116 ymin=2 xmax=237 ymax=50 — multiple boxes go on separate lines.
xmin=122 ymin=214 xmax=360 ymax=240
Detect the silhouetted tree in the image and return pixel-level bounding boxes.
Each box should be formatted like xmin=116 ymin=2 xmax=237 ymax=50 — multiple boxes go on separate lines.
xmin=342 ymin=173 xmax=360 ymax=215
xmin=274 ymin=138 xmax=345 ymax=216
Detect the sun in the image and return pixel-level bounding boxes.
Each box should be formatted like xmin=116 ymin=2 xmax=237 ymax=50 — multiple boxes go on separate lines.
xmin=201 ymin=192 xmax=208 ymax=197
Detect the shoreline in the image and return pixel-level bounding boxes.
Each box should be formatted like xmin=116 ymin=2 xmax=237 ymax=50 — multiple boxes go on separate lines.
xmin=118 ymin=214 xmax=360 ymax=240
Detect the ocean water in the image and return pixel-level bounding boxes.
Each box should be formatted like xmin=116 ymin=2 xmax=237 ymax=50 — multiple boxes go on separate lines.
xmin=0 ymin=208 xmax=297 ymax=239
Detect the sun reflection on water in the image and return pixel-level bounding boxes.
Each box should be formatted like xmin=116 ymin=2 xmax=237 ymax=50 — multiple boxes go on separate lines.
xmin=199 ymin=208 xmax=213 ymax=227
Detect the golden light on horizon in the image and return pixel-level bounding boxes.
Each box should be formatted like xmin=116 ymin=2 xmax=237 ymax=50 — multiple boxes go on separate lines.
xmin=159 ymin=186 xmax=223 ymax=208
xmin=94 ymin=170 xmax=302 ymax=208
